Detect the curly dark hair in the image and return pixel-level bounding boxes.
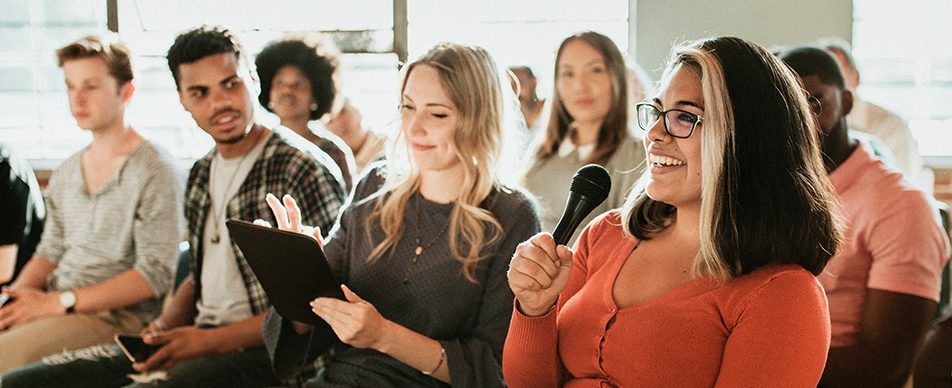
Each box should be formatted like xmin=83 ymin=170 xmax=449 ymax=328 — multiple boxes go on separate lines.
xmin=166 ymin=25 xmax=244 ymax=90
xmin=255 ymin=37 xmax=340 ymax=120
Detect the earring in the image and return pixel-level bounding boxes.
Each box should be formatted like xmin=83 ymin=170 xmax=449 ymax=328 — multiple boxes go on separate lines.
xmin=310 ymin=102 xmax=318 ymax=112
xmin=267 ymin=101 xmax=275 ymax=109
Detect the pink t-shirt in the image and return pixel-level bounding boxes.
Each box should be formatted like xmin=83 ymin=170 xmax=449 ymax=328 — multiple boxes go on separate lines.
xmin=821 ymin=146 xmax=949 ymax=347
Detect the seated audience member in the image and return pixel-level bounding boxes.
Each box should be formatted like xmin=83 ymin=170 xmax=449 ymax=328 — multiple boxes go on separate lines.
xmin=0 ymin=144 xmax=45 ymax=286
xmin=325 ymin=99 xmax=387 ymax=175
xmin=0 ymin=35 xmax=183 ymax=372
xmin=509 ymin=65 xmax=547 ymax=138
xmin=779 ymin=45 xmax=949 ymax=387
xmin=0 ymin=25 xmax=345 ymax=387
xmin=915 ymin=307 xmax=952 ymax=388
xmin=523 ymin=31 xmax=645 ymax=246
xmin=261 ymin=43 xmax=540 ymax=387
xmin=504 ymin=36 xmax=841 ymax=387
xmin=256 ymin=34 xmax=354 ymax=190
xmin=819 ymin=38 xmax=925 ymax=184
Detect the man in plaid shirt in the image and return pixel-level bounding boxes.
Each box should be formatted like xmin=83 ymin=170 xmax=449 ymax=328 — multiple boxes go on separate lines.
xmin=0 ymin=25 xmax=345 ymax=387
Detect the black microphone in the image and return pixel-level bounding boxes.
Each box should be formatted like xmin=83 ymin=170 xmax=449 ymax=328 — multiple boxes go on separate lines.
xmin=551 ymin=164 xmax=612 ymax=246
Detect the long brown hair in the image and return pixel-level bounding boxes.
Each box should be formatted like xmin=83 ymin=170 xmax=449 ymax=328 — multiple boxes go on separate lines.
xmin=365 ymin=43 xmax=505 ymax=282
xmin=533 ymin=31 xmax=630 ymax=166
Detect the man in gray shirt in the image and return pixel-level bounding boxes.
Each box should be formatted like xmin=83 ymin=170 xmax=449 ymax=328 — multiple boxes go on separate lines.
xmin=0 ymin=35 xmax=184 ymax=372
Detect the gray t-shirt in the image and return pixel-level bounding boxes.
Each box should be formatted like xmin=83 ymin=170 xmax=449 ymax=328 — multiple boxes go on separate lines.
xmin=195 ymin=136 xmax=268 ymax=327
xmin=264 ymin=166 xmax=541 ymax=387
xmin=35 ymin=140 xmax=184 ymax=323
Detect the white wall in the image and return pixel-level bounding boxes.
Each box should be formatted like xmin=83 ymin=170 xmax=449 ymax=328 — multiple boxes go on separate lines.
xmin=629 ymin=0 xmax=853 ymax=82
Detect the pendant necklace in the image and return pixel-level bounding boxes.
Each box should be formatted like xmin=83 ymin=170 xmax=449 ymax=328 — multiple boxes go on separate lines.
xmin=404 ymin=194 xmax=449 ymax=284
xmin=209 ymin=151 xmax=251 ymax=244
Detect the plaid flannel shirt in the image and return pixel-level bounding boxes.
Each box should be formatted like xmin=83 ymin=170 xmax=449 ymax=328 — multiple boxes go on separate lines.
xmin=184 ymin=127 xmax=346 ymax=315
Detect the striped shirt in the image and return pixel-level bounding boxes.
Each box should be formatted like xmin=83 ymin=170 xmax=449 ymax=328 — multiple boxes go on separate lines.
xmin=35 ymin=140 xmax=184 ymax=324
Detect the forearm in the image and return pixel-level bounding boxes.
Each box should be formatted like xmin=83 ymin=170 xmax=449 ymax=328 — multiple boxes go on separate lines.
xmin=375 ymin=320 xmax=450 ymax=383
xmin=9 ymin=257 xmax=56 ymax=290
xmin=0 ymin=244 xmax=17 ymax=284
xmin=155 ymin=277 xmax=197 ymax=328
xmin=72 ymin=268 xmax=156 ymax=313
xmin=206 ymin=312 xmax=266 ymax=354
xmin=822 ymin=345 xmax=911 ymax=387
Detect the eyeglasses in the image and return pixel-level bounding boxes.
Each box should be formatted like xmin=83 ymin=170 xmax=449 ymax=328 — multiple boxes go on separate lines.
xmin=635 ymin=103 xmax=703 ymax=139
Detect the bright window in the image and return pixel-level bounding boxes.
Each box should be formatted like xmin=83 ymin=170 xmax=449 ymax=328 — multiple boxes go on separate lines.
xmin=1 ymin=0 xmax=629 ymax=166
xmin=852 ymin=0 xmax=952 ymax=159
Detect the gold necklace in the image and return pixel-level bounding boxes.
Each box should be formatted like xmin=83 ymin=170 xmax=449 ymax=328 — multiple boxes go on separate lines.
xmin=403 ymin=195 xmax=449 ymax=284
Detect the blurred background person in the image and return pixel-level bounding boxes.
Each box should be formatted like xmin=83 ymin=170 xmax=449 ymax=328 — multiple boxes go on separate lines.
xmin=0 ymin=35 xmax=182 ymax=372
xmin=0 ymin=144 xmax=45 ymax=287
xmin=523 ymin=31 xmax=645 ymax=245
xmin=818 ymin=37 xmax=926 ymax=187
xmin=779 ymin=45 xmax=949 ymax=388
xmin=509 ymin=65 xmax=547 ymax=141
xmin=325 ymin=99 xmax=387 ymax=175
xmin=256 ymin=34 xmax=356 ymax=190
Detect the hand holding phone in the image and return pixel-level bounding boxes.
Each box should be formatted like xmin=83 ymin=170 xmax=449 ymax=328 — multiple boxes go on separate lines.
xmin=114 ymin=334 xmax=162 ymax=363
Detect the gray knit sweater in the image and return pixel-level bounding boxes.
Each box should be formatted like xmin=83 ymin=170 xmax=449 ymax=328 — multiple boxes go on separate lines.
xmin=264 ymin=166 xmax=540 ymax=387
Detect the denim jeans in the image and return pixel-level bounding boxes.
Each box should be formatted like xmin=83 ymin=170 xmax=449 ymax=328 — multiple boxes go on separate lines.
xmin=0 ymin=343 xmax=280 ymax=388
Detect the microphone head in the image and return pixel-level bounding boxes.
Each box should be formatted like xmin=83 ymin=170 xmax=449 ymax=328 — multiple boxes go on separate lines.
xmin=570 ymin=164 xmax=611 ymax=204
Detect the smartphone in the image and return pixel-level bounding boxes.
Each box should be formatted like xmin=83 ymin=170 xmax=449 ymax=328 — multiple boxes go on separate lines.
xmin=114 ymin=334 xmax=162 ymax=363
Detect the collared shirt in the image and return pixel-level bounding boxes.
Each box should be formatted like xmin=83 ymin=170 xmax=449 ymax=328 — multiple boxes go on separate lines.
xmin=184 ymin=126 xmax=345 ymax=315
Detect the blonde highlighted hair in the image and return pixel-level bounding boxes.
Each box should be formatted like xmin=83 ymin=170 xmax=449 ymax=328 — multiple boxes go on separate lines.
xmin=622 ymin=37 xmax=841 ymax=282
xmin=365 ymin=43 xmax=506 ymax=282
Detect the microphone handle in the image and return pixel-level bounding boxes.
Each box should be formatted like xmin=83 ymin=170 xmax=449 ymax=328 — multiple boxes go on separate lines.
xmin=552 ymin=193 xmax=599 ymax=246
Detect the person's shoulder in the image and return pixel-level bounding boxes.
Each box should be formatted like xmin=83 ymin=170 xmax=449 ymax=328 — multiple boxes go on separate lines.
xmin=266 ymin=127 xmax=316 ymax=158
xmin=578 ymin=210 xmax=628 ymax=245
xmin=607 ymin=134 xmax=646 ymax=166
xmin=726 ymin=264 xmax=823 ymax=306
xmin=134 ymin=140 xmax=181 ymax=175
xmin=350 ymin=162 xmax=388 ymax=203
xmin=851 ymin=147 xmax=928 ymax=205
xmin=487 ymin=184 xmax=542 ymax=226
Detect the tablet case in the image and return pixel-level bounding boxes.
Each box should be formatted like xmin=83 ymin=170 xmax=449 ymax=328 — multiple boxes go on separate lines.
xmin=225 ymin=219 xmax=344 ymax=327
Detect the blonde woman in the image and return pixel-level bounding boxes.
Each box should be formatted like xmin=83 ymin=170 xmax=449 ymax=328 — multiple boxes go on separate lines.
xmin=523 ymin=31 xmax=645 ymax=245
xmin=505 ymin=36 xmax=841 ymax=386
xmin=261 ymin=43 xmax=540 ymax=387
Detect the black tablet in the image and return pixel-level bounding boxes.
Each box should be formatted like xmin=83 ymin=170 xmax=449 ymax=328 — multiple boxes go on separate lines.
xmin=225 ymin=219 xmax=344 ymax=327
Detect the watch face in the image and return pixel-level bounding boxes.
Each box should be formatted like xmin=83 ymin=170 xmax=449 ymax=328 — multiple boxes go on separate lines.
xmin=60 ymin=291 xmax=76 ymax=309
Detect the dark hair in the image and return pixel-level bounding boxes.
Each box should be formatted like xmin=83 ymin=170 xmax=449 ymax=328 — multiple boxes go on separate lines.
xmin=256 ymin=36 xmax=340 ymax=120
xmin=534 ymin=31 xmax=629 ymax=166
xmin=56 ymin=34 xmax=134 ymax=84
xmin=623 ymin=36 xmax=841 ymax=279
xmin=166 ymin=25 xmax=244 ymax=90
xmin=778 ymin=45 xmax=846 ymax=89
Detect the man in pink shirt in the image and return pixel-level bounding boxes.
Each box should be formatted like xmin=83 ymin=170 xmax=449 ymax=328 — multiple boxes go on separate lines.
xmin=780 ymin=46 xmax=949 ymax=387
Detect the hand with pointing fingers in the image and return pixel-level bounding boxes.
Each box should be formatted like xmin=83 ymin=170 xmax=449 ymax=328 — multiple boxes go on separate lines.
xmin=255 ymin=193 xmax=324 ymax=247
